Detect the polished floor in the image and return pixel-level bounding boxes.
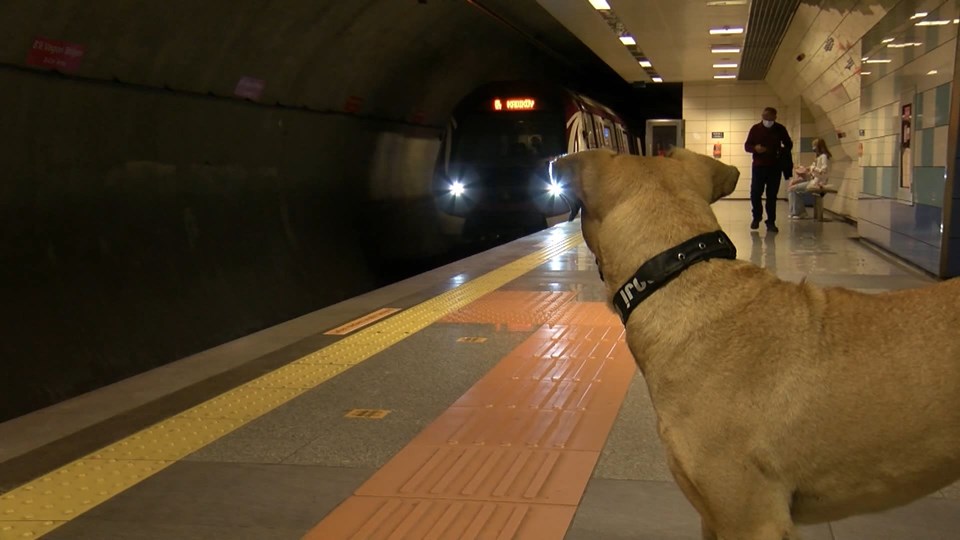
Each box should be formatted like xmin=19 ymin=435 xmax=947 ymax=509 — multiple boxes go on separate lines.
xmin=1 ymin=200 xmax=957 ymax=540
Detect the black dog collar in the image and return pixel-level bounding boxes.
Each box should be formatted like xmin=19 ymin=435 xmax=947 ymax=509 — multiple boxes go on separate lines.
xmin=611 ymin=230 xmax=736 ymax=324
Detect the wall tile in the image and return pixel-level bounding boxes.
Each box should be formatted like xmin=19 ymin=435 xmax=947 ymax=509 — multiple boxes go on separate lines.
xmin=880 ymin=166 xmax=898 ymax=197
xmin=916 ymin=127 xmax=933 ymax=166
xmin=935 ymin=82 xmax=951 ymax=126
xmin=913 ymin=166 xmax=947 ymax=207
xmin=934 ymin=125 xmax=949 ymax=167
xmin=707 ymin=96 xmax=732 ymax=109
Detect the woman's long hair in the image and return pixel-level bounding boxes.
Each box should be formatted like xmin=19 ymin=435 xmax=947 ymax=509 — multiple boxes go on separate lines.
xmin=813 ymin=138 xmax=833 ymax=158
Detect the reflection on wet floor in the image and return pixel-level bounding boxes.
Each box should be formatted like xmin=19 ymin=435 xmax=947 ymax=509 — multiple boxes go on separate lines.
xmin=506 ymin=200 xmax=935 ymax=304
xmin=701 ymin=200 xmax=933 ymax=292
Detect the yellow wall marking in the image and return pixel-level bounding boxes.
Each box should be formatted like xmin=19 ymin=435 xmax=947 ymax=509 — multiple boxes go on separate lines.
xmin=323 ymin=307 xmax=401 ymax=335
xmin=456 ymin=337 xmax=488 ymax=343
xmin=0 ymin=232 xmax=582 ymax=539
xmin=344 ymin=409 xmax=391 ymax=419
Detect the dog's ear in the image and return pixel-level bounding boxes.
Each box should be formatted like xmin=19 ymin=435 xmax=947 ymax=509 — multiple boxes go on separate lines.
xmin=550 ymin=149 xmax=615 ymax=220
xmin=665 ymin=147 xmax=740 ymax=202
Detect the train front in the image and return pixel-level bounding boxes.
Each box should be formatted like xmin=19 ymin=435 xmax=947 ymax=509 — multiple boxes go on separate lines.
xmin=434 ymin=85 xmax=573 ymax=241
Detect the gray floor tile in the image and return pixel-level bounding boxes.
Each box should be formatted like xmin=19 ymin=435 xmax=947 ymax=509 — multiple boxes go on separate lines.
xmin=593 ymin=372 xmax=673 ymax=482
xmin=44 ymin=522 xmax=304 ymax=540
xmin=44 ymin=461 xmax=370 ymax=539
xmin=941 ymin=480 xmax=960 ymax=500
xmin=830 ymin=496 xmax=960 ymax=539
xmin=566 ymin=478 xmax=833 ymax=540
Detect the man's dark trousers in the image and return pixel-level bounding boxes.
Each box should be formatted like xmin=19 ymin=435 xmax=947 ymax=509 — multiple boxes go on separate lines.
xmin=751 ymin=164 xmax=781 ymax=224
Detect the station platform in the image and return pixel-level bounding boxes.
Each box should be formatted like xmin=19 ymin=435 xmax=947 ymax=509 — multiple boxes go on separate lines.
xmin=1 ymin=200 xmax=958 ymax=540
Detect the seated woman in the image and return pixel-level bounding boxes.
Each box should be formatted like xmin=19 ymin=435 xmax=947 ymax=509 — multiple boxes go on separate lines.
xmin=788 ymin=137 xmax=832 ymax=219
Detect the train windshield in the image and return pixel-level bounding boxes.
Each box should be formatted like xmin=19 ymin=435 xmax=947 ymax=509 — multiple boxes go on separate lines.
xmin=453 ymin=113 xmax=564 ymax=164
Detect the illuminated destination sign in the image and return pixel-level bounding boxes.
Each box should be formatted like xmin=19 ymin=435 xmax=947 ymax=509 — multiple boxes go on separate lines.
xmin=493 ymin=98 xmax=536 ymax=111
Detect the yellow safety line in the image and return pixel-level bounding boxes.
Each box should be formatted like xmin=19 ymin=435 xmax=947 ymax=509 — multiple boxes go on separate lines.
xmin=0 ymin=232 xmax=584 ymax=539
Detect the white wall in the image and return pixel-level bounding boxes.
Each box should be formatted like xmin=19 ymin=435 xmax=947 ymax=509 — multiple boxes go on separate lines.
xmin=682 ymin=81 xmax=789 ymax=199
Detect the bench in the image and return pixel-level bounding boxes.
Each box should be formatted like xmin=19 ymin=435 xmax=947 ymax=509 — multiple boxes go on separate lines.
xmin=804 ymin=185 xmax=839 ymax=221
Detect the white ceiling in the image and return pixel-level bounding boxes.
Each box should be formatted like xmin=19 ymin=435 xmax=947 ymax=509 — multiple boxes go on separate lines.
xmin=535 ymin=0 xmax=755 ymax=83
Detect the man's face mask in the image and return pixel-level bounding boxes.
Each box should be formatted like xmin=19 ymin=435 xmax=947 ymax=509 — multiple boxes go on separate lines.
xmin=762 ymin=119 xmax=774 ymax=128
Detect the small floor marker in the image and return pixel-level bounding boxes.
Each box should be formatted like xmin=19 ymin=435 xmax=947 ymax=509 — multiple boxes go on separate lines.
xmin=345 ymin=409 xmax=391 ymax=419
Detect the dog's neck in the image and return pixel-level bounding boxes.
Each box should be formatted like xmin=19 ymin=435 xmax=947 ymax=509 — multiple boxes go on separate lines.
xmin=607 ymin=230 xmax=736 ymax=324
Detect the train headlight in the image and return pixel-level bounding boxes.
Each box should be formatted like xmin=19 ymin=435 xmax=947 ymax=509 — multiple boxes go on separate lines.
xmin=547 ymin=181 xmax=564 ymax=197
xmin=449 ymin=181 xmax=465 ymax=197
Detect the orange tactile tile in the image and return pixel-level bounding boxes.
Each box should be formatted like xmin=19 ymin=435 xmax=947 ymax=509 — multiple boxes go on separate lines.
xmin=303 ymin=304 xmax=636 ymax=540
xmin=440 ymin=291 xmax=577 ymax=326
xmin=355 ymin=446 xmax=598 ymax=504
xmin=304 ymin=497 xmax=576 ymax=540
xmin=548 ymin=303 xmax=621 ymax=326
xmin=413 ymin=406 xmax=619 ymax=451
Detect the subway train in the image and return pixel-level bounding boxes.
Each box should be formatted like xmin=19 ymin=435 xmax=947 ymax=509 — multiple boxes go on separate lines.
xmin=433 ymin=80 xmax=640 ymax=241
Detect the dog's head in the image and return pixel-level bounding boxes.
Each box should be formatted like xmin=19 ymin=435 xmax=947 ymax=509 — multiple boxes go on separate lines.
xmin=550 ymin=148 xmax=739 ymax=290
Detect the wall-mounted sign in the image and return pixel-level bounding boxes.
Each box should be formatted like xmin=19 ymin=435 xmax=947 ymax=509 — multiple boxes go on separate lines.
xmin=234 ymin=76 xmax=265 ymax=101
xmin=713 ymin=143 xmax=722 ymax=158
xmin=26 ymin=37 xmax=85 ymax=73
xmin=711 ymin=131 xmax=724 ymax=139
xmin=494 ymin=98 xmax=535 ymax=111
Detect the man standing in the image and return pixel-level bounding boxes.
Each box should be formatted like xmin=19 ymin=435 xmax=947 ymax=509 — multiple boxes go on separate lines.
xmin=744 ymin=107 xmax=793 ymax=232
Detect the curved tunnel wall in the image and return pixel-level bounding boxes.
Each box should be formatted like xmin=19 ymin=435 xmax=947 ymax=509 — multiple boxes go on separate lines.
xmin=0 ymin=1 xmax=617 ymax=421
xmin=766 ymin=0 xmax=959 ymax=276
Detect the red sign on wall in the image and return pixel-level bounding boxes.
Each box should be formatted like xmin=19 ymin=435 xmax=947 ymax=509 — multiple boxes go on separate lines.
xmin=234 ymin=76 xmax=265 ymax=101
xmin=26 ymin=37 xmax=85 ymax=73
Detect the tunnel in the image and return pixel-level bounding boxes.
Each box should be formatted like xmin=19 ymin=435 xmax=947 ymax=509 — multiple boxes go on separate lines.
xmin=0 ymin=1 xmax=682 ymax=421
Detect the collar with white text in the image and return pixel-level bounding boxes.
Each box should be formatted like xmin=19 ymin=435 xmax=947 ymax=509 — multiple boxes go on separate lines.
xmin=611 ymin=230 xmax=737 ymax=325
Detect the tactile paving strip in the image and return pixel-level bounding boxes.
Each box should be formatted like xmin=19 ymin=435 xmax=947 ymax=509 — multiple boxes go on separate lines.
xmin=305 ymin=304 xmax=635 ymax=540
xmin=356 ymin=446 xmax=598 ymax=504
xmin=1 ymin=459 xmax=169 ymax=522
xmin=441 ymin=291 xmax=577 ymax=326
xmin=0 ymin=233 xmax=584 ymax=539
xmin=310 ymin=497 xmax=574 ymax=540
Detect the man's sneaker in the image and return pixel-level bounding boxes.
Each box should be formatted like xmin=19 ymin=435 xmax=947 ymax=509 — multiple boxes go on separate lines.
xmin=750 ymin=219 xmax=760 ymax=230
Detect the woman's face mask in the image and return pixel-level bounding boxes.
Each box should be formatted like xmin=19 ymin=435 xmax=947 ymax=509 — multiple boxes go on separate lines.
xmin=762 ymin=120 xmax=774 ymax=128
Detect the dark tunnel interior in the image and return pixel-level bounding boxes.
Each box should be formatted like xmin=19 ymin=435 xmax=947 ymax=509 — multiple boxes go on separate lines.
xmin=0 ymin=0 xmax=682 ymax=421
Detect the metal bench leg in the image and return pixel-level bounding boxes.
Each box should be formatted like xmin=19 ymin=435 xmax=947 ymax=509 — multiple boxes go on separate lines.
xmin=814 ymin=195 xmax=824 ymax=221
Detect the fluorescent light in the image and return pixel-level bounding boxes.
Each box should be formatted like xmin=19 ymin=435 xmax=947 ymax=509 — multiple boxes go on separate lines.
xmin=706 ymin=1 xmax=747 ymax=5
xmin=955 ymin=19 xmax=959 ymax=23
xmin=620 ymin=36 xmax=637 ymax=45
xmin=865 ymin=58 xmax=892 ymax=63
xmin=927 ymin=69 xmax=939 ymax=75
xmin=638 ymin=59 xmax=652 ymax=67
xmin=916 ymin=20 xmax=951 ymax=26
xmin=860 ymin=71 xmax=872 ymax=75
xmin=651 ymin=76 xmax=663 ymax=83
xmin=861 ymin=56 xmax=869 ymax=60
xmin=713 ymin=63 xmax=738 ymax=68
xmin=711 ymin=46 xmax=741 ymax=53
xmin=882 ymin=37 xmax=895 ymax=43
xmin=887 ymin=42 xmax=922 ymax=48
xmin=588 ymin=0 xmax=611 ymax=9
xmin=910 ymin=12 xmax=928 ymax=19
xmin=714 ymin=74 xmax=736 ymax=79
xmin=710 ymin=26 xmax=744 ymax=35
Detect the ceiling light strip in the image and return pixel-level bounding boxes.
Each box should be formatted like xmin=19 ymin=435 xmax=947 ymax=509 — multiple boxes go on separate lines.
xmin=589 ymin=0 xmax=661 ymax=82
